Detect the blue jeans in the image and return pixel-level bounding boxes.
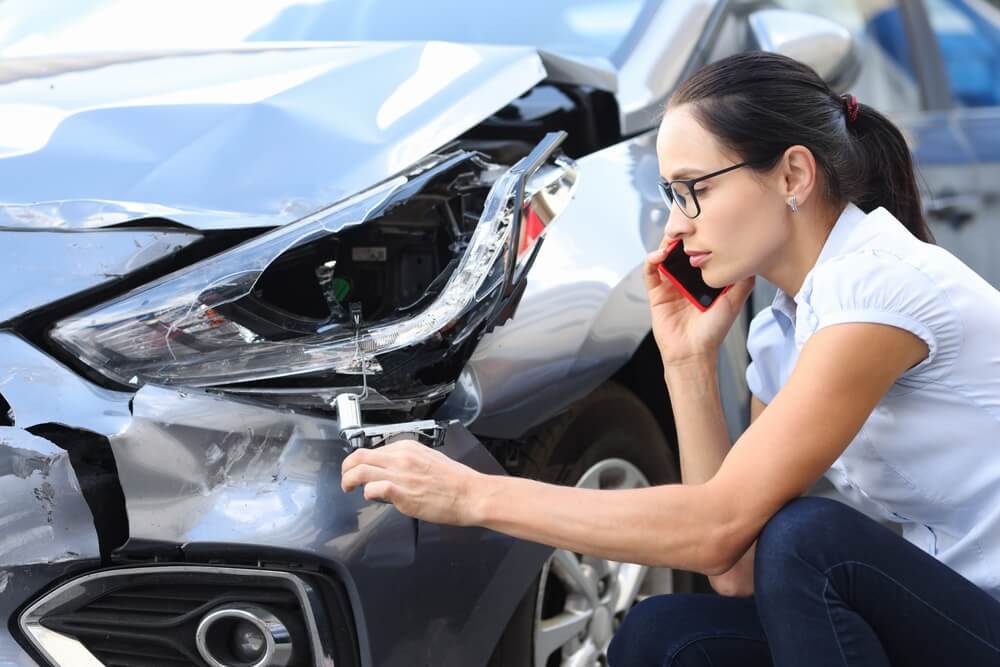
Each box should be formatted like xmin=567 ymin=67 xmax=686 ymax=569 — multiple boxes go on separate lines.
xmin=607 ymin=497 xmax=1000 ymax=666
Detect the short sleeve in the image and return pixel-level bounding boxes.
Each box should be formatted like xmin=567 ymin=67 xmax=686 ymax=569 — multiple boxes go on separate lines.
xmin=745 ymin=307 xmax=795 ymax=404
xmin=798 ymin=249 xmax=963 ymax=383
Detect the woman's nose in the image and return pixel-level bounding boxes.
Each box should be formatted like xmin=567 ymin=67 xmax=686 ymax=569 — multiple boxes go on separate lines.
xmin=663 ymin=209 xmax=695 ymax=241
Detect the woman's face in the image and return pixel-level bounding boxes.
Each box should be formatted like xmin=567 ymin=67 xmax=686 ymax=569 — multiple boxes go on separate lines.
xmin=656 ymin=104 xmax=790 ymax=288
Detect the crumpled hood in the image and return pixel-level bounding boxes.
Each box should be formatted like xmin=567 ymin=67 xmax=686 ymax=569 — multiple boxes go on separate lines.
xmin=0 ymin=42 xmax=546 ymax=230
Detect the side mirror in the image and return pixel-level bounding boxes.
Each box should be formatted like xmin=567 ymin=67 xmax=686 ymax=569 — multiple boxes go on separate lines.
xmin=748 ymin=9 xmax=861 ymax=91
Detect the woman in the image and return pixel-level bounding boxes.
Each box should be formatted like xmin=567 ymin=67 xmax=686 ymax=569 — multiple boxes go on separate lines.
xmin=341 ymin=52 xmax=1000 ymax=665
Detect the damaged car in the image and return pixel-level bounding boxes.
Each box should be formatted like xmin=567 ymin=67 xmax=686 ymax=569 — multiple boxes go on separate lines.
xmin=0 ymin=0 xmax=968 ymax=665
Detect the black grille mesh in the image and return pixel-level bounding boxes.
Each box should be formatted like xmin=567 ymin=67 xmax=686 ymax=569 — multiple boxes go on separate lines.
xmin=38 ymin=573 xmax=309 ymax=667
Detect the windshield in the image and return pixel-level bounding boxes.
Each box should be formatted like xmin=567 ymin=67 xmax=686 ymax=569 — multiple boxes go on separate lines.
xmin=0 ymin=0 xmax=647 ymax=60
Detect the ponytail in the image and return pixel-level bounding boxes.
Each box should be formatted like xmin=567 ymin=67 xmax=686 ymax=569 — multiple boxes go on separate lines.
xmin=850 ymin=103 xmax=935 ymax=243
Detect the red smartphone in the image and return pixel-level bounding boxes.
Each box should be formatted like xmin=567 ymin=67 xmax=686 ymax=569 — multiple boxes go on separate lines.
xmin=656 ymin=240 xmax=732 ymax=312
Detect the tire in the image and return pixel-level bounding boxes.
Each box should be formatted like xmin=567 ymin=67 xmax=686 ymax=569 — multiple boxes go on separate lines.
xmin=488 ymin=381 xmax=706 ymax=667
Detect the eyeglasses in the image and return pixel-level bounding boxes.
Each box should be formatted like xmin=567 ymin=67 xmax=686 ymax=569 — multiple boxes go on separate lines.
xmin=658 ymin=162 xmax=752 ymax=219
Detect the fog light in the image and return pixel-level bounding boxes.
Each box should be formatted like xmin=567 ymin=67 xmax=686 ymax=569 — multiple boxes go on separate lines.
xmin=195 ymin=604 xmax=292 ymax=667
xmin=232 ymin=620 xmax=267 ymax=662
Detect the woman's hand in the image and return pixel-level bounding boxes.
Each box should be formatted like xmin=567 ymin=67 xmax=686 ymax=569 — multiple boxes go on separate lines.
xmin=644 ymin=239 xmax=755 ymax=367
xmin=340 ymin=440 xmax=485 ymax=526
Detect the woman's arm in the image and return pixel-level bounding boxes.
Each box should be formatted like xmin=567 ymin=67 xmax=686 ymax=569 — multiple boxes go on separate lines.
xmin=664 ymin=355 xmax=759 ymax=594
xmin=342 ymin=322 xmax=928 ymax=574
xmin=707 ymin=395 xmax=765 ymax=596
xmin=664 ymin=354 xmax=732 ymax=485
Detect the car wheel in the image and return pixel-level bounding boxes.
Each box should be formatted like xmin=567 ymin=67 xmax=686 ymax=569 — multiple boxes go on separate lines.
xmin=488 ymin=381 xmax=702 ymax=667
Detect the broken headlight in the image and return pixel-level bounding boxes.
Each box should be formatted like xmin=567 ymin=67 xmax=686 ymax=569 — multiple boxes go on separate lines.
xmin=50 ymin=133 xmax=574 ymax=391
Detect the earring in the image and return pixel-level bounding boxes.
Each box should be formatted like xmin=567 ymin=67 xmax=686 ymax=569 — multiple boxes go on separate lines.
xmin=788 ymin=194 xmax=798 ymax=213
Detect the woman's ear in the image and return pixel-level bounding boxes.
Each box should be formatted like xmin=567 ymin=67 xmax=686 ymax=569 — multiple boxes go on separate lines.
xmin=781 ymin=145 xmax=818 ymax=206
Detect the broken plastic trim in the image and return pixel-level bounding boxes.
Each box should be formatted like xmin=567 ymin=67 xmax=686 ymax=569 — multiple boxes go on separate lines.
xmin=0 ymin=391 xmax=12 ymax=426
xmin=50 ymin=132 xmax=569 ymax=390
xmin=216 ymin=381 xmax=455 ymax=412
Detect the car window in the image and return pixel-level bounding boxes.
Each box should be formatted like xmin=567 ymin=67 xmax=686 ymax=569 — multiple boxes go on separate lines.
xmin=921 ymin=0 xmax=1000 ymax=107
xmin=774 ymin=0 xmax=922 ymax=112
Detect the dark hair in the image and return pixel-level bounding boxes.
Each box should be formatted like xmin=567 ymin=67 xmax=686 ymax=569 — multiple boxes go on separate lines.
xmin=668 ymin=51 xmax=934 ymax=244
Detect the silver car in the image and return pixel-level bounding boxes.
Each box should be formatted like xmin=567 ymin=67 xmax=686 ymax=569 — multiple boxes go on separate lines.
xmin=1 ymin=0 xmax=996 ymax=665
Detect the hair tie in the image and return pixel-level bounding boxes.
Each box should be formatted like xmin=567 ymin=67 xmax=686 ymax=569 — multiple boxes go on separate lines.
xmin=841 ymin=94 xmax=860 ymax=125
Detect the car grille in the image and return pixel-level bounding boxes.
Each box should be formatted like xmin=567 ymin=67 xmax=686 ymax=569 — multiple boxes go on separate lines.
xmin=19 ymin=566 xmax=337 ymax=667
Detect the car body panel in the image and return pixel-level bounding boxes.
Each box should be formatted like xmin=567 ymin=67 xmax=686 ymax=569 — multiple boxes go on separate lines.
xmin=462 ymin=131 xmax=663 ymax=437
xmin=0 ymin=42 xmax=546 ymax=230
xmin=0 ymin=428 xmax=103 ymax=665
xmin=462 ymin=128 xmax=751 ymax=440
xmin=0 ymin=229 xmax=201 ymax=324
xmin=0 ymin=332 xmax=133 ymax=433
xmin=108 ymin=385 xmax=551 ymax=667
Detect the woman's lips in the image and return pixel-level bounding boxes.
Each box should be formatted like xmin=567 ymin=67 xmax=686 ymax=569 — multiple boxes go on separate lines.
xmin=688 ymin=252 xmax=711 ymax=267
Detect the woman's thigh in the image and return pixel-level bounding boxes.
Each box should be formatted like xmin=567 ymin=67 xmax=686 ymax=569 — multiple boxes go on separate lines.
xmin=754 ymin=497 xmax=1000 ymax=666
xmin=607 ymin=593 xmax=772 ymax=667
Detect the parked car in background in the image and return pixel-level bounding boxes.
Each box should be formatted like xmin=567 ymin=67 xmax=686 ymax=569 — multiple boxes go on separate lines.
xmin=0 ymin=1 xmax=998 ymax=665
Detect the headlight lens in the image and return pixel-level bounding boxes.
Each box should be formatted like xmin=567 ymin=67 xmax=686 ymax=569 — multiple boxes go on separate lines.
xmin=51 ymin=135 xmax=572 ymax=389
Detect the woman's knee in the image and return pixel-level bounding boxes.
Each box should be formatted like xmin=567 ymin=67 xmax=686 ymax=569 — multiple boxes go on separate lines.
xmin=609 ymin=594 xmax=762 ymax=667
xmin=609 ymin=594 xmax=702 ymax=666
xmin=754 ymin=497 xmax=856 ymax=596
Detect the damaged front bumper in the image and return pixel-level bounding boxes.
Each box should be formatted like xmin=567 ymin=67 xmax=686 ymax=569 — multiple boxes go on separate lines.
xmin=0 ymin=336 xmax=550 ymax=666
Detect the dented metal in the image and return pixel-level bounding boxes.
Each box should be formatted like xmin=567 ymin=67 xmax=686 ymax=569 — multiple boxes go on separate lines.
xmin=0 ymin=428 xmax=101 ymax=665
xmin=108 ymin=385 xmax=550 ymax=667
xmin=0 ymin=428 xmax=99 ymax=566
xmin=0 ymin=42 xmax=547 ymax=231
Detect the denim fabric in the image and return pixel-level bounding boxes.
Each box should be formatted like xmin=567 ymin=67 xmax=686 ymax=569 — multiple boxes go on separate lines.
xmin=607 ymin=497 xmax=1000 ymax=666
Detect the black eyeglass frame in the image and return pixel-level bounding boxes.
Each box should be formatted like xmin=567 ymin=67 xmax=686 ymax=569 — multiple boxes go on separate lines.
xmin=658 ymin=161 xmax=753 ymax=219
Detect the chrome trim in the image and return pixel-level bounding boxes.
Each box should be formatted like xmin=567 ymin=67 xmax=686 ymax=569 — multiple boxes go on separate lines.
xmin=18 ymin=565 xmax=335 ymax=667
xmin=196 ymin=604 xmax=292 ymax=667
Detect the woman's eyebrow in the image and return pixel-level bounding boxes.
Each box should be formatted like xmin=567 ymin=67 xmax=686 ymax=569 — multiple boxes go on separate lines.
xmin=666 ymin=167 xmax=706 ymax=180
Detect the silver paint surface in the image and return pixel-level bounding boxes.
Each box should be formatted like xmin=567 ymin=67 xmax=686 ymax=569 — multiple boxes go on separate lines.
xmin=0 ymin=429 xmax=102 ymax=666
xmin=0 ymin=42 xmax=546 ymax=230
xmin=0 ymin=428 xmax=99 ymax=566
xmin=0 ymin=332 xmax=132 ymax=433
xmin=0 ymin=229 xmax=200 ymax=324
xmin=467 ymin=131 xmax=666 ymax=437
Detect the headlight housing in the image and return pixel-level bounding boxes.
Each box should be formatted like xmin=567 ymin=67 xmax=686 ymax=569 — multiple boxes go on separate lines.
xmin=50 ymin=133 xmax=574 ymax=394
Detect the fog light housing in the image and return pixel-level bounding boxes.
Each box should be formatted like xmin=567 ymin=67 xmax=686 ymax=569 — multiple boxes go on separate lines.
xmin=232 ymin=620 xmax=267 ymax=662
xmin=196 ymin=604 xmax=292 ymax=667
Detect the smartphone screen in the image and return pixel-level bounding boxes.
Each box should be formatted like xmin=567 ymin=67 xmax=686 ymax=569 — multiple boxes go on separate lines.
xmin=657 ymin=240 xmax=729 ymax=311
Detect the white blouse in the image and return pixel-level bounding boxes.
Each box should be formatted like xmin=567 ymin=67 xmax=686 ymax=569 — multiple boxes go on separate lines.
xmin=746 ymin=202 xmax=1000 ymax=601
